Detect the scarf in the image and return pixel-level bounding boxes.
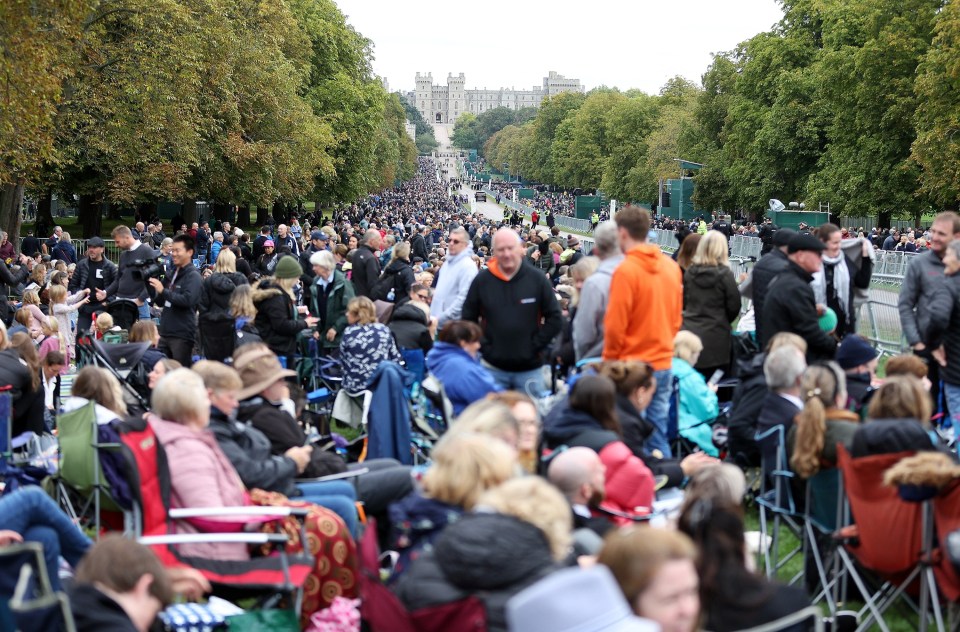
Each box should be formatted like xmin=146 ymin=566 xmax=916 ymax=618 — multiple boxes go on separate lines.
xmin=812 ymin=252 xmax=850 ymax=323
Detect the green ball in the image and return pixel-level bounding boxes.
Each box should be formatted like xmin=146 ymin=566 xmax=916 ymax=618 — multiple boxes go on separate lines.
xmin=819 ymin=307 xmax=838 ymax=333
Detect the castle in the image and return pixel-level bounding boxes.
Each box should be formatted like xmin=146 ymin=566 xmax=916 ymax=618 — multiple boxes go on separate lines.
xmin=412 ymin=71 xmax=584 ymax=124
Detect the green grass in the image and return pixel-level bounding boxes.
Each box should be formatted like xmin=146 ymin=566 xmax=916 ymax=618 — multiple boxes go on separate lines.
xmin=744 ymin=504 xmax=919 ymax=630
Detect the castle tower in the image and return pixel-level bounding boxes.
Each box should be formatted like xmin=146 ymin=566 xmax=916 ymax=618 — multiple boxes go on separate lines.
xmin=415 ymin=72 xmax=433 ymax=121
xmin=447 ymin=73 xmax=465 ymax=123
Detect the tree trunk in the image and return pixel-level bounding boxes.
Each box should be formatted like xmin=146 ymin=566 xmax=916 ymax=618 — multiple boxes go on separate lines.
xmin=36 ymin=189 xmax=54 ymax=234
xmin=272 ymin=201 xmax=285 ymax=226
xmin=878 ymin=210 xmax=891 ymax=229
xmin=237 ymin=204 xmax=250 ymax=228
xmin=255 ymin=204 xmax=268 ymax=226
xmin=0 ymin=182 xmax=24 ymax=251
xmin=78 ymin=193 xmax=100 ymax=238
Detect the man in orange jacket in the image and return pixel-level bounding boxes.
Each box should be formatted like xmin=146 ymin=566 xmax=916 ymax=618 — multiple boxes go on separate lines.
xmin=603 ymin=206 xmax=683 ymax=457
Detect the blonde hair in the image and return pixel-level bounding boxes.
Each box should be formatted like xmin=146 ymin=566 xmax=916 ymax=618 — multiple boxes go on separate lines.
xmin=95 ymin=312 xmax=114 ymax=334
xmin=421 ymin=432 xmax=516 ymax=509
xmin=477 ymin=478 xmax=572 ymax=560
xmin=272 ymin=276 xmax=298 ymax=301
xmin=692 ymin=230 xmax=729 ymax=266
xmin=390 ymin=241 xmax=411 ymax=264
xmin=214 ymin=248 xmax=237 ymax=273
xmin=450 ymin=400 xmax=520 ymax=445
xmin=682 ymin=463 xmax=747 ymax=508
xmin=151 ymin=368 xmax=208 ymax=423
xmin=41 ymin=317 xmax=67 ymax=357
xmin=22 ymin=290 xmax=40 ymax=306
xmin=230 ymin=284 xmax=257 ymax=320
xmin=14 ymin=308 xmax=32 ymax=328
xmin=346 ymin=296 xmax=377 ymax=326
xmin=0 ymin=320 xmax=10 ymax=350
xmin=72 ymin=366 xmax=128 ymax=417
xmin=599 ymin=527 xmax=698 ymax=610
xmin=791 ymin=363 xmax=847 ymax=478
xmin=48 ymin=284 xmax=67 ymax=305
xmin=868 ymin=375 xmax=932 ymax=426
xmin=673 ymin=330 xmax=703 ymax=364
xmin=192 ymin=360 xmax=243 ymax=392
xmin=767 ymin=332 xmax=808 ymax=355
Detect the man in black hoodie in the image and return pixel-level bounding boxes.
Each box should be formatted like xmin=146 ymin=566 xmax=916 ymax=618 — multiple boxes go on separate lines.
xmin=149 ymin=234 xmax=201 ymax=366
xmin=462 ymin=228 xmax=562 ymax=394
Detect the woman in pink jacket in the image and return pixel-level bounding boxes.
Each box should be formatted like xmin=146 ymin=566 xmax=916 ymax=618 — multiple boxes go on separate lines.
xmin=147 ymin=368 xmax=358 ymax=621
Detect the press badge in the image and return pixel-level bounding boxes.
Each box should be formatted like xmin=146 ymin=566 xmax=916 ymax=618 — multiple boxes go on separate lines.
xmin=95 ymin=269 xmax=103 ymax=278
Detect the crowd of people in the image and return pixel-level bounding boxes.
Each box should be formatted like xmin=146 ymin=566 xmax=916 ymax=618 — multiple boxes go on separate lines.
xmin=0 ymin=155 xmax=957 ymax=631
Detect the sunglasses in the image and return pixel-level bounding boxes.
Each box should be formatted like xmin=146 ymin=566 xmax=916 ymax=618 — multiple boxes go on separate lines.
xmin=448 ymin=239 xmax=462 ymax=245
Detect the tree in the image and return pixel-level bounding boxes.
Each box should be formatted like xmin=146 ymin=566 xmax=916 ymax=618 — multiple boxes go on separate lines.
xmin=552 ymin=90 xmax=626 ymax=189
xmin=0 ymin=0 xmax=90 ymax=241
xmin=524 ymin=92 xmax=587 ymax=184
xmin=416 ymin=133 xmax=439 ymax=154
xmin=913 ymin=0 xmax=960 ymax=210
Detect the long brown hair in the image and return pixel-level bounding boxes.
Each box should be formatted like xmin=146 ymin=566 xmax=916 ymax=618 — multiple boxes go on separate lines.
xmin=676 ymin=233 xmax=701 ymax=271
xmin=790 ymin=363 xmax=846 ymax=478
xmin=569 ymin=374 xmax=621 ymax=436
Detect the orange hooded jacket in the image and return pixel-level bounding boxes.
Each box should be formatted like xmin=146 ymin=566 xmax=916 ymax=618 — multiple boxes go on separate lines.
xmin=602 ymin=244 xmax=683 ymax=370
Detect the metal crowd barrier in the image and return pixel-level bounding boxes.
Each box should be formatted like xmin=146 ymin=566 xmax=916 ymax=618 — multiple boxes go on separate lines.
xmin=481 ymin=187 xmax=593 ymax=233
xmin=20 ymin=237 xmax=123 ymax=264
xmin=856 ymin=299 xmax=908 ymax=356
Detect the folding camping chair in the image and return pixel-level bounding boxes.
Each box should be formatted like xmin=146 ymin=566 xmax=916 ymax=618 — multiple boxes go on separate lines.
xmin=834 ymin=445 xmax=937 ymax=632
xmin=1 ymin=542 xmax=75 ymax=632
xmin=754 ymin=424 xmax=804 ymax=584
xmin=114 ymin=416 xmax=314 ymax=613
xmin=801 ymin=467 xmax=844 ymax=615
xmin=50 ymin=399 xmax=133 ymax=536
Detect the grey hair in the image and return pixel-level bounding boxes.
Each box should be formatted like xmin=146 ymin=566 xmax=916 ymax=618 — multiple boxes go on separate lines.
xmin=592 ymin=220 xmax=619 ymax=258
xmin=361 ymin=229 xmax=380 ymax=244
xmin=764 ymin=345 xmax=807 ymax=392
xmin=450 ymin=227 xmax=470 ymax=243
xmin=310 ymin=249 xmax=336 ymax=270
xmin=213 ymin=231 xmax=224 ymax=240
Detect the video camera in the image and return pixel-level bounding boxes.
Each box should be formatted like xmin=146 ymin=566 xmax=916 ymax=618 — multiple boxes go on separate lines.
xmin=131 ymin=257 xmax=165 ymax=282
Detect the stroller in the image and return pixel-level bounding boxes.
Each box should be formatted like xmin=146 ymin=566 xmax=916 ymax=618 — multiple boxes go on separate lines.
xmin=74 ymin=336 xmax=152 ymax=412
xmin=104 ymin=298 xmax=141 ymax=331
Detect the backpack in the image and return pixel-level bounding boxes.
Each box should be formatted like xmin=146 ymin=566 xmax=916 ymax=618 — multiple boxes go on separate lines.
xmin=370 ymin=268 xmax=400 ymax=303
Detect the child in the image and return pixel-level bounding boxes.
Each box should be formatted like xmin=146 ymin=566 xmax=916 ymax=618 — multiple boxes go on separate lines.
xmin=94 ymin=312 xmax=115 ymax=339
xmin=12 ymin=308 xmax=36 ymax=340
xmin=21 ymin=289 xmax=49 ymax=334
xmin=48 ymin=284 xmax=89 ymax=362
xmin=38 ymin=317 xmax=68 ymax=371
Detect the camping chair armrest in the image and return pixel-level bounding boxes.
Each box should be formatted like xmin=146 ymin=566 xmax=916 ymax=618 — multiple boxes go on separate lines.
xmin=295 ymin=467 xmax=368 ymax=484
xmin=92 ymin=441 xmax=124 ymax=452
xmin=170 ymin=507 xmax=297 ymax=519
xmin=754 ymin=426 xmax=783 ymax=442
xmin=139 ymin=533 xmax=290 ymax=546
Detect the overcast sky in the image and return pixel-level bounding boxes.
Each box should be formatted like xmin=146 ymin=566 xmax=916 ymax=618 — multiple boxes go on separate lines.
xmin=333 ymin=0 xmax=784 ymax=94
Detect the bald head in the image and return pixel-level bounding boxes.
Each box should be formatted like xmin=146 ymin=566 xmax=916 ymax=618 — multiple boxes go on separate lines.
xmin=492 ymin=228 xmax=523 ymax=278
xmin=548 ymin=447 xmax=605 ymax=505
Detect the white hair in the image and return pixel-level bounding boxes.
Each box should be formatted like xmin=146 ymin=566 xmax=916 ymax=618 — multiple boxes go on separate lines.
xmin=310 ymin=250 xmax=335 ymax=270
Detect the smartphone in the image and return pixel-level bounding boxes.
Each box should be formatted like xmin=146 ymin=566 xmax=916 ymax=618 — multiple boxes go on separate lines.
xmin=708 ymin=369 xmax=725 ymax=386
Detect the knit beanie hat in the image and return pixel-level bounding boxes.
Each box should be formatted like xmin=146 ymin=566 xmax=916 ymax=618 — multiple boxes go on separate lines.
xmin=274 ymin=255 xmax=302 ymax=279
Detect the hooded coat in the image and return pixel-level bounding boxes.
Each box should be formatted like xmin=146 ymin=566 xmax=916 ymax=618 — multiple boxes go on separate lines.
xmin=388 ymin=300 xmax=433 ymax=352
xmin=199 ymin=271 xmax=248 ymax=361
xmin=394 ymin=513 xmax=557 ymax=632
xmin=603 ymin=244 xmax=682 ymax=370
xmin=461 ymin=258 xmax=563 ymax=372
xmin=425 ymin=341 xmax=501 ymax=415
xmin=252 ymin=281 xmax=310 ymax=357
xmin=682 ymin=263 xmax=741 ymax=369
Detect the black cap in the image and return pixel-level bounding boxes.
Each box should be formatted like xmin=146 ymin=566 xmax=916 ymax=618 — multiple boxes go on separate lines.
xmin=788 ymin=233 xmax=826 ymax=254
xmin=87 ymin=236 xmax=105 ymax=248
xmin=773 ymin=228 xmax=797 ymax=247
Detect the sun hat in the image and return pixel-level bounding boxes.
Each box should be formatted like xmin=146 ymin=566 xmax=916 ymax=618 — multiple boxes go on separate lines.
xmin=234 ymin=346 xmax=297 ymax=400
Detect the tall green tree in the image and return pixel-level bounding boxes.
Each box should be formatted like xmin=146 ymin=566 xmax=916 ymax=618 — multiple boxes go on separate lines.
xmin=913 ymin=0 xmax=960 ymax=210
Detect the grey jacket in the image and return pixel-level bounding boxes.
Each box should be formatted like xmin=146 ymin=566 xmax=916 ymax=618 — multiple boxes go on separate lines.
xmin=572 ymin=254 xmax=623 ymax=361
xmin=898 ymin=249 xmax=946 ymax=346
xmin=432 ymin=245 xmax=478 ymax=326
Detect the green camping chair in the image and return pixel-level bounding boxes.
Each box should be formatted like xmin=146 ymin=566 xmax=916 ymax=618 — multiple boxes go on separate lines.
xmin=51 ymin=400 xmax=133 ymax=537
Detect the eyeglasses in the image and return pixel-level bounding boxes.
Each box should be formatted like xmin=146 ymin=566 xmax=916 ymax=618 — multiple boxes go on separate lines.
xmin=449 ymin=239 xmax=462 ymax=245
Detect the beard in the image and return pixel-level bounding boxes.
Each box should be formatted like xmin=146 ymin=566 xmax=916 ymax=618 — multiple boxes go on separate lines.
xmin=587 ymin=488 xmax=605 ymax=509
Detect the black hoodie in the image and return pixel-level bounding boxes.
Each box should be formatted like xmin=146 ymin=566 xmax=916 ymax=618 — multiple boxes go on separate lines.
xmin=69 ymin=584 xmax=140 ymax=632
